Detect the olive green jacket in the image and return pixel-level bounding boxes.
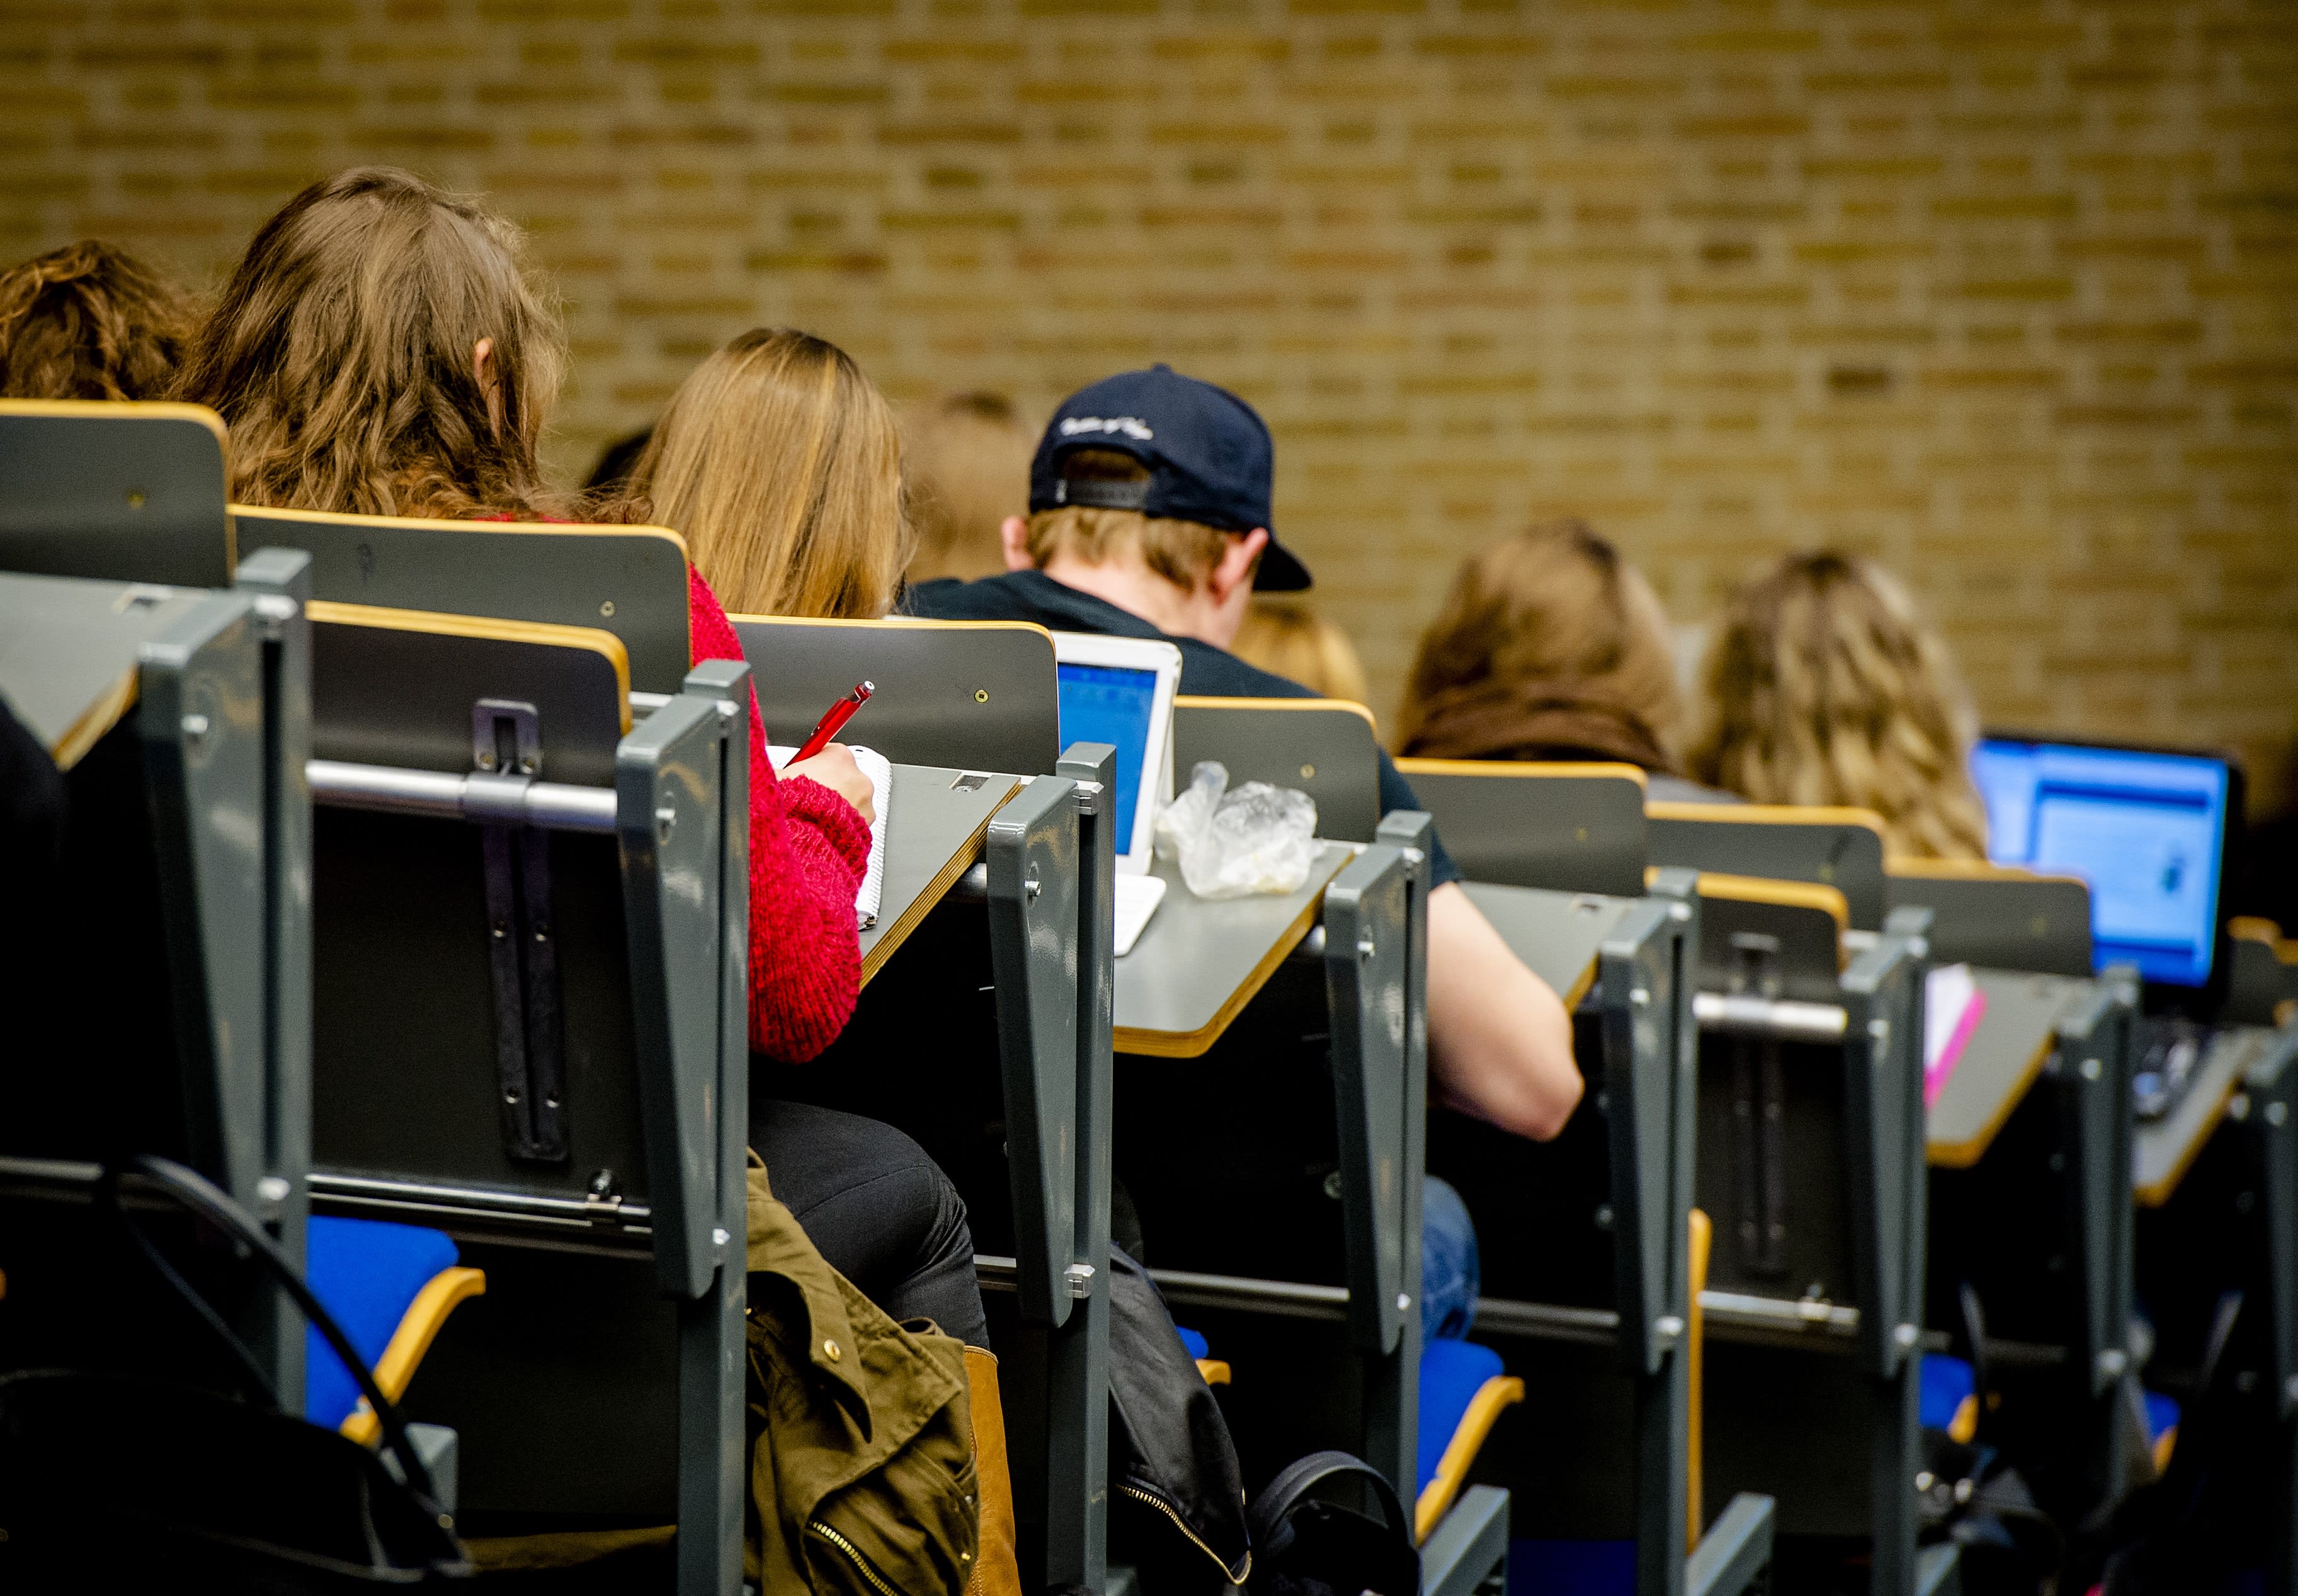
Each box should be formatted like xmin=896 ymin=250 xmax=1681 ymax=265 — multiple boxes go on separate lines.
xmin=744 ymin=1156 xmax=981 ymax=1594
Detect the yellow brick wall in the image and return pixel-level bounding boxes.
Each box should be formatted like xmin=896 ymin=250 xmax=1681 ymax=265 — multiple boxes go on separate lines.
xmin=7 ymin=0 xmax=2295 ymax=805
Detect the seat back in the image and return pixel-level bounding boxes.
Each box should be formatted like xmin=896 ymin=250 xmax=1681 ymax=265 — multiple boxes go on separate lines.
xmin=237 ymin=504 xmax=693 ymax=694
xmin=1174 ymin=696 xmax=1383 ymax=841
xmin=1885 ymin=860 xmax=2093 ymax=978
xmin=307 ymin=605 xmax=646 ymax=1216
xmin=732 ymin=613 xmax=1059 ymax=773
xmin=1648 ymin=802 xmax=1889 ymax=931
xmin=1396 ymin=758 xmax=1647 ymax=896
xmin=0 ymin=400 xmax=235 ymax=587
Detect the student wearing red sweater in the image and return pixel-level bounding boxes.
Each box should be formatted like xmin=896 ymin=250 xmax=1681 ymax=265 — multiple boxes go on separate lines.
xmin=179 ymin=168 xmax=986 ymax=1351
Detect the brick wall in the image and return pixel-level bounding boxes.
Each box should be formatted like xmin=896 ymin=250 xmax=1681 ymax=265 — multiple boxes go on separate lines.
xmin=8 ymin=0 xmax=2295 ymax=806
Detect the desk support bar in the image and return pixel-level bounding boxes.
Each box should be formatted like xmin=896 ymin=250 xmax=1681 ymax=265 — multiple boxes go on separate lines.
xmin=1600 ymin=869 xmax=1700 ymax=1596
xmin=1693 ymin=993 xmax=1848 ymax=1042
xmin=1842 ymin=905 xmax=1931 ymax=1596
xmin=1325 ymin=814 xmax=1427 ymax=1499
xmin=307 ymin=758 xmax=619 ymax=832
xmin=618 ymin=661 xmax=751 ymax=1596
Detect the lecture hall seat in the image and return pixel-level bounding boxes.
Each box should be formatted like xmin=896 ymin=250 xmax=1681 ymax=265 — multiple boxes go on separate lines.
xmin=304 ymin=1215 xmax=486 ymax=1444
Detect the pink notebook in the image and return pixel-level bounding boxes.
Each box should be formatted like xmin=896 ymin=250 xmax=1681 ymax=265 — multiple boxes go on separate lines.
xmin=1924 ymin=964 xmax=1988 ymax=1107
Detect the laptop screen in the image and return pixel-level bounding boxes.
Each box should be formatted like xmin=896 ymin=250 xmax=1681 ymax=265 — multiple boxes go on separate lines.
xmin=1057 ymin=661 xmax=1160 ymax=857
xmin=1971 ymin=738 xmax=2231 ymax=988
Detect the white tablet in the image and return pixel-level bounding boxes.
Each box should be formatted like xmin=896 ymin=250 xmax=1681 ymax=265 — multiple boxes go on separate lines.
xmin=1050 ymin=631 xmax=1183 ymax=875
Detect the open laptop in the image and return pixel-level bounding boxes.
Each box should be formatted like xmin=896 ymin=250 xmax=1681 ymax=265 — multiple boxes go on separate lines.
xmin=1971 ymin=735 xmax=2242 ymax=1119
xmin=1052 ymin=632 xmax=1183 ymax=955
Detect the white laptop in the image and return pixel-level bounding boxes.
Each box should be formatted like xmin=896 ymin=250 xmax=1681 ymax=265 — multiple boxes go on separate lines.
xmin=1051 ymin=632 xmax=1183 ymax=955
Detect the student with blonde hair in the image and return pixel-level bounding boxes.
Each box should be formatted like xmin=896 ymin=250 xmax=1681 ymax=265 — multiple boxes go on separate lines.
xmin=903 ymin=389 xmax=1032 ymax=586
xmin=1232 ymin=599 xmax=1371 ymax=709
xmin=620 ymin=328 xmax=912 ymax=619
xmin=1397 ymin=519 xmax=1692 ymax=783
xmin=1689 ymin=549 xmax=1989 ymax=861
xmin=0 ymin=239 xmax=197 ymax=401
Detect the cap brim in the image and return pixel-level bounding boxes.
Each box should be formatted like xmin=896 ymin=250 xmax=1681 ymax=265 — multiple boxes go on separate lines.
xmin=1253 ymin=536 xmax=1312 ymax=593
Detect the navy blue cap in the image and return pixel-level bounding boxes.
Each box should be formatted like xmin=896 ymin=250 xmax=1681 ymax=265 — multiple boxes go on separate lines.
xmin=1029 ymin=365 xmax=1310 ymax=591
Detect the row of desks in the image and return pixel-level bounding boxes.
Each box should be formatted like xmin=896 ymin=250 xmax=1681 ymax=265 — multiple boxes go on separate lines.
xmin=872 ymin=783 xmax=2229 ymax=1203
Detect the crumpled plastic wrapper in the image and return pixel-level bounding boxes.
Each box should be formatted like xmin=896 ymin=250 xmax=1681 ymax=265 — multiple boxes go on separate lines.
xmin=1151 ymin=760 xmax=1319 ymax=899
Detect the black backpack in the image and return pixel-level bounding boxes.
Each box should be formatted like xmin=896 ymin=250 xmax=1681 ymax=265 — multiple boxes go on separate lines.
xmin=1247 ymin=1451 xmax=1419 ymax=1596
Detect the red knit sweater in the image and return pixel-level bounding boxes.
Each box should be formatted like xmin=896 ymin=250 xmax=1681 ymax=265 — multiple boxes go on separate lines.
xmin=686 ymin=569 xmax=869 ymax=1062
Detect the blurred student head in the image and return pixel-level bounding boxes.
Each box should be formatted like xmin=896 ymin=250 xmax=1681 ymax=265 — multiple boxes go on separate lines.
xmin=1232 ymin=600 xmax=1370 ymax=706
xmin=177 ymin=166 xmax=564 ymax=519
xmin=1689 ymin=549 xmax=1988 ymax=861
xmin=624 ymin=328 xmax=908 ymax=619
xmin=0 ymin=240 xmax=196 ymax=401
xmin=1396 ymin=519 xmax=1683 ymax=772
xmin=905 ymin=391 xmax=1030 ymax=586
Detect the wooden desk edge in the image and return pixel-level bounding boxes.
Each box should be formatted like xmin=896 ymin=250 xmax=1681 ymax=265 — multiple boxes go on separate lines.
xmin=2135 ymin=1064 xmax=2243 ymax=1209
xmin=857 ymin=777 xmax=1020 ymax=988
xmin=1113 ymin=855 xmax=1348 ymax=1059
xmin=1927 ymin=1022 xmax=2059 ymax=1169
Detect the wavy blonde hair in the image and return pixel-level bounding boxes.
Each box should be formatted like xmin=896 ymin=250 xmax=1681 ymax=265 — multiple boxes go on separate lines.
xmin=0 ymin=240 xmax=196 ymax=401
xmin=1688 ymin=550 xmax=1988 ymax=860
xmin=176 ymin=167 xmax=566 ymax=519
xmin=622 ymin=328 xmax=908 ymax=618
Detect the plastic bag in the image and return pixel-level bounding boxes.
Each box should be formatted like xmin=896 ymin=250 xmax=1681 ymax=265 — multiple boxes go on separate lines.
xmin=1152 ymin=760 xmax=1319 ymax=899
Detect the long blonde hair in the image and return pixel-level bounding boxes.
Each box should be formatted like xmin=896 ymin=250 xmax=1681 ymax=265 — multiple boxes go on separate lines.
xmin=176 ymin=167 xmax=565 ymax=519
xmin=1233 ymin=600 xmax=1371 ymax=705
xmin=904 ymin=390 xmax=1030 ymax=585
xmin=1396 ymin=519 xmax=1684 ymax=772
xmin=1689 ymin=550 xmax=1988 ymax=860
xmin=625 ymin=329 xmax=908 ymax=618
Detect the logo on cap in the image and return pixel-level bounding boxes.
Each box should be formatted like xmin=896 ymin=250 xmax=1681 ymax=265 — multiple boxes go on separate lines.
xmin=1057 ymin=415 xmax=1155 ymax=441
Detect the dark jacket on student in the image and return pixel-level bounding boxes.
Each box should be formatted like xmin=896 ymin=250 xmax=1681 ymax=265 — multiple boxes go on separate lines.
xmin=904 ymin=571 xmax=1462 ymax=887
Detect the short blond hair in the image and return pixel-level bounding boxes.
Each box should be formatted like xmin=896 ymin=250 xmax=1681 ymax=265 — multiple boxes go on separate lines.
xmin=626 ymin=328 xmax=909 ymax=618
xmin=905 ymin=390 xmax=1031 ymax=584
xmin=1232 ymin=601 xmax=1370 ymax=705
xmin=1689 ymin=550 xmax=1988 ymax=862
xmin=1023 ymin=448 xmax=1238 ymax=590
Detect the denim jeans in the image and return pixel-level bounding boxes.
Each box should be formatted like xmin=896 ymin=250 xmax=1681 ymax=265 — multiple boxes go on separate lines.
xmin=1421 ymin=1175 xmax=1481 ymax=1342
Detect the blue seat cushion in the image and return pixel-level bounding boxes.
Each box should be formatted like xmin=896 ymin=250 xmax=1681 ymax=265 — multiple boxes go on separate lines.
xmin=1506 ymin=1537 xmax=1634 ymax=1595
xmin=304 ymin=1216 xmax=460 ymax=1430
xmin=1920 ymin=1354 xmax=1975 ymax=1434
xmin=2143 ymin=1389 xmax=2180 ymax=1447
xmin=1418 ymin=1337 xmax=1506 ymax=1495
xmin=1175 ymin=1326 xmax=1209 ymax=1361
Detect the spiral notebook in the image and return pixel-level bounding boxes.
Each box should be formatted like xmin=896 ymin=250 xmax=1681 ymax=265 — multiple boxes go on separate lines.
xmin=770 ymin=743 xmax=892 ymax=930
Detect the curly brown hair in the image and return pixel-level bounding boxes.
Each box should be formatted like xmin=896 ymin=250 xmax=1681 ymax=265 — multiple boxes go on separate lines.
xmin=1688 ymin=550 xmax=1989 ymax=861
xmin=0 ymin=240 xmax=196 ymax=401
xmin=175 ymin=167 xmax=566 ymax=520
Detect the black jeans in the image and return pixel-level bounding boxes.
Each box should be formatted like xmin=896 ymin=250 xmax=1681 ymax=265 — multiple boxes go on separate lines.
xmin=750 ymin=1098 xmax=989 ymax=1349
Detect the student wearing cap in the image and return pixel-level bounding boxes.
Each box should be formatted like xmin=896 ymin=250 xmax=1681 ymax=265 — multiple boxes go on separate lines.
xmin=906 ymin=366 xmax=1581 ymax=1145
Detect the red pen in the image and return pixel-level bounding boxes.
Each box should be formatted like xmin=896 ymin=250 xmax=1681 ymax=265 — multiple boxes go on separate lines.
xmin=790 ymin=680 xmax=874 ymax=763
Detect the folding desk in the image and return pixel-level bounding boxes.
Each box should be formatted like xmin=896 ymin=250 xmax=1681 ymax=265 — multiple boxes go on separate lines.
xmin=856 ymin=765 xmax=1022 ymax=984
xmin=0 ymin=398 xmax=236 ymax=588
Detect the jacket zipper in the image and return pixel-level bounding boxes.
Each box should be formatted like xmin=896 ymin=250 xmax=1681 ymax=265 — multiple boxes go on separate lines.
xmin=1116 ymin=1480 xmax=1251 ymax=1585
xmin=806 ymin=1519 xmax=905 ymax=1596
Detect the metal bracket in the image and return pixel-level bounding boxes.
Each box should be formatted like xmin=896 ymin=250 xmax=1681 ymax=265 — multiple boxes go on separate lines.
xmin=474 ymin=698 xmax=567 ymax=1163
xmin=1727 ymin=932 xmax=1789 ymax=1278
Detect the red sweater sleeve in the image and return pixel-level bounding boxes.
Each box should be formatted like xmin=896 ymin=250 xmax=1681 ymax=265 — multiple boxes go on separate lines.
xmin=686 ymin=569 xmax=869 ymax=1062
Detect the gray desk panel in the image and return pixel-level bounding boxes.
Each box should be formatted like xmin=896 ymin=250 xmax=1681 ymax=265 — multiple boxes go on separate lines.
xmin=858 ymin=765 xmax=1023 ymax=984
xmin=2134 ymin=1027 xmax=2268 ymax=1207
xmin=1113 ymin=843 xmax=1355 ymax=1057
xmin=0 ymin=572 xmax=208 ymax=762
xmin=1459 ymin=881 xmax=1636 ymax=1011
xmin=1925 ymin=970 xmax=2082 ymax=1168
